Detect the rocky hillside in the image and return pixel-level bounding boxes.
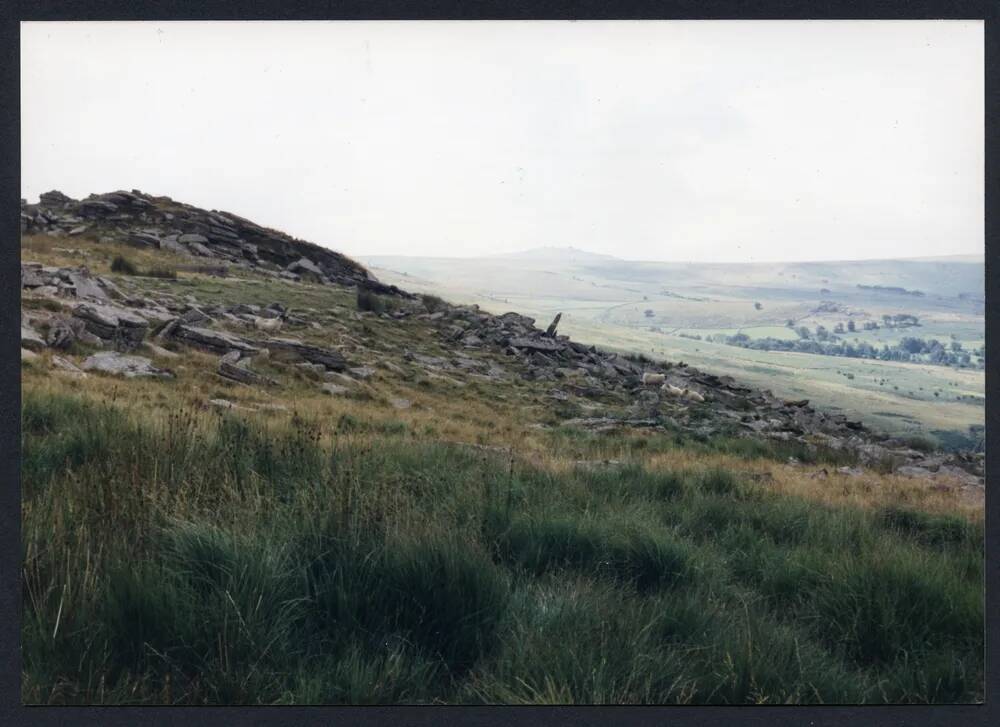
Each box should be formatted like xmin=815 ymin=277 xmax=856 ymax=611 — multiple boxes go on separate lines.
xmin=20 ymin=190 xmax=984 ymax=495
xmin=21 ymin=189 xmax=409 ymax=295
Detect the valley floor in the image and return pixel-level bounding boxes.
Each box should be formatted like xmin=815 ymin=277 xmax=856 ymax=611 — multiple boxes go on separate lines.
xmin=366 ymin=269 xmax=985 ymax=445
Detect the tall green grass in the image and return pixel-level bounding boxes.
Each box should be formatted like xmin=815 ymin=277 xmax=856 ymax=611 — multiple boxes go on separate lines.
xmin=546 ymin=425 xmax=859 ymax=467
xmin=21 ymin=390 xmax=983 ymax=704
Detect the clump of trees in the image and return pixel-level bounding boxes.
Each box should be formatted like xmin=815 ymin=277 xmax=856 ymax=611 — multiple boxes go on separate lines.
xmin=857 ymin=284 xmax=925 ymax=297
xmin=790 ymin=314 xmax=918 ymax=337
xmin=708 ymin=332 xmax=983 ymax=369
xmin=881 ymin=313 xmax=920 ymax=328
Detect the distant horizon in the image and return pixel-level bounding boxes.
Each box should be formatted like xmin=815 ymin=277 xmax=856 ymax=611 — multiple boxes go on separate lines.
xmin=22 ymin=20 xmax=982 ymax=264
xmin=362 ymin=244 xmax=985 ymax=266
xmin=22 ymin=186 xmax=983 ymax=266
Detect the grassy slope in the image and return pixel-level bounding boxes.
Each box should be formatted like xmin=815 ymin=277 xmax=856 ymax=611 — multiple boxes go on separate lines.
xmin=21 ymin=240 xmax=984 ymax=705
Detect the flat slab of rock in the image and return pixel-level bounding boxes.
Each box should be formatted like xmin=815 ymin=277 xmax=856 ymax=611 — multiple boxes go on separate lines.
xmin=348 ymin=366 xmax=376 ymax=380
xmin=64 ymin=271 xmax=112 ymax=302
xmin=51 ymin=355 xmax=88 ymax=378
xmin=82 ymin=351 xmax=172 ymax=378
xmin=404 ymin=351 xmax=452 ymax=370
xmin=934 ymin=465 xmax=983 ymax=487
xmin=562 ymin=417 xmax=662 ymax=430
xmin=322 ymin=383 xmax=350 ymax=396
xmin=172 ymin=324 xmax=260 ymax=355
xmin=836 ymin=466 xmax=865 ymax=477
xmin=267 ymin=337 xmax=347 ymax=371
xmin=287 ymin=257 xmax=323 ymax=276
xmin=324 ymin=371 xmax=357 ymax=386
xmin=209 ymin=398 xmax=258 ymax=412
xmin=509 ymin=336 xmax=565 ymax=352
xmin=217 ymin=351 xmax=277 ymax=386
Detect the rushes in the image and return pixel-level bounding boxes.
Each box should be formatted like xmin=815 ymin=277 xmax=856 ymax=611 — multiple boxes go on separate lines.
xmin=21 ymin=390 xmax=983 ymax=704
xmin=111 ymin=254 xmax=177 ymax=278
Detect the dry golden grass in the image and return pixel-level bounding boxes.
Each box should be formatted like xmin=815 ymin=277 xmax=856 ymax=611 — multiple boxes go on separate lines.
xmin=22 ymin=343 xmax=981 ymax=525
xmin=22 ymin=233 xmax=193 ymax=274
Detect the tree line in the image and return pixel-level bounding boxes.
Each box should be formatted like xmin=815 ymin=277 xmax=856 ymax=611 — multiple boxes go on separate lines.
xmin=706 ymin=331 xmax=984 ymax=370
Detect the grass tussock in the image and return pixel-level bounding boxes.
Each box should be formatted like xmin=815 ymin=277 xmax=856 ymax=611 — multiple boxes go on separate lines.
xmin=111 ymin=254 xmax=177 ymax=279
xmin=21 ymin=389 xmax=983 ymax=704
xmin=357 ymin=288 xmax=394 ymax=314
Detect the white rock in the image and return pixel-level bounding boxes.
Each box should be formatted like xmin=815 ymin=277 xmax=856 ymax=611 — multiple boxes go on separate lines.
xmin=51 ymin=356 xmax=88 ymax=378
xmin=82 ymin=351 xmax=172 ymax=378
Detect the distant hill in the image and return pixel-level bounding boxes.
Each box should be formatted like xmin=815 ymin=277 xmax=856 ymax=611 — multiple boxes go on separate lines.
xmin=488 ymin=246 xmax=622 ymax=264
xmin=364 ymin=248 xmax=984 ymax=300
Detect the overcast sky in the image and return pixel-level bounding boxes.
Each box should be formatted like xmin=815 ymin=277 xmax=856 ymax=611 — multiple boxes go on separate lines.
xmin=22 ymin=20 xmax=983 ymax=263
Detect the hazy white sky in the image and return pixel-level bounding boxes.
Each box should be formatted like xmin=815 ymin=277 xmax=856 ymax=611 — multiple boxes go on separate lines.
xmin=22 ymin=20 xmax=982 ymax=263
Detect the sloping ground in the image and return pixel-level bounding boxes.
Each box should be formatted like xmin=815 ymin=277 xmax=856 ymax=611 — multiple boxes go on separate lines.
xmin=19 ymin=192 xmax=984 ymax=704
xmin=22 ymin=189 xmax=405 ymax=295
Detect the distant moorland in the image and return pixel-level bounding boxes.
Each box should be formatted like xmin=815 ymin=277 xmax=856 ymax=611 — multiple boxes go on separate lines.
xmin=364 ymin=248 xmax=984 ymax=450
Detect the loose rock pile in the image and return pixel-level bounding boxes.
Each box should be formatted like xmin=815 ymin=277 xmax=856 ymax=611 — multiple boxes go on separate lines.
xmin=418 ymin=303 xmax=984 ymax=486
xmin=22 ymin=261 xmax=122 ymax=302
xmin=22 ymin=189 xmax=390 ymax=290
xmin=73 ymin=303 xmax=150 ymax=352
